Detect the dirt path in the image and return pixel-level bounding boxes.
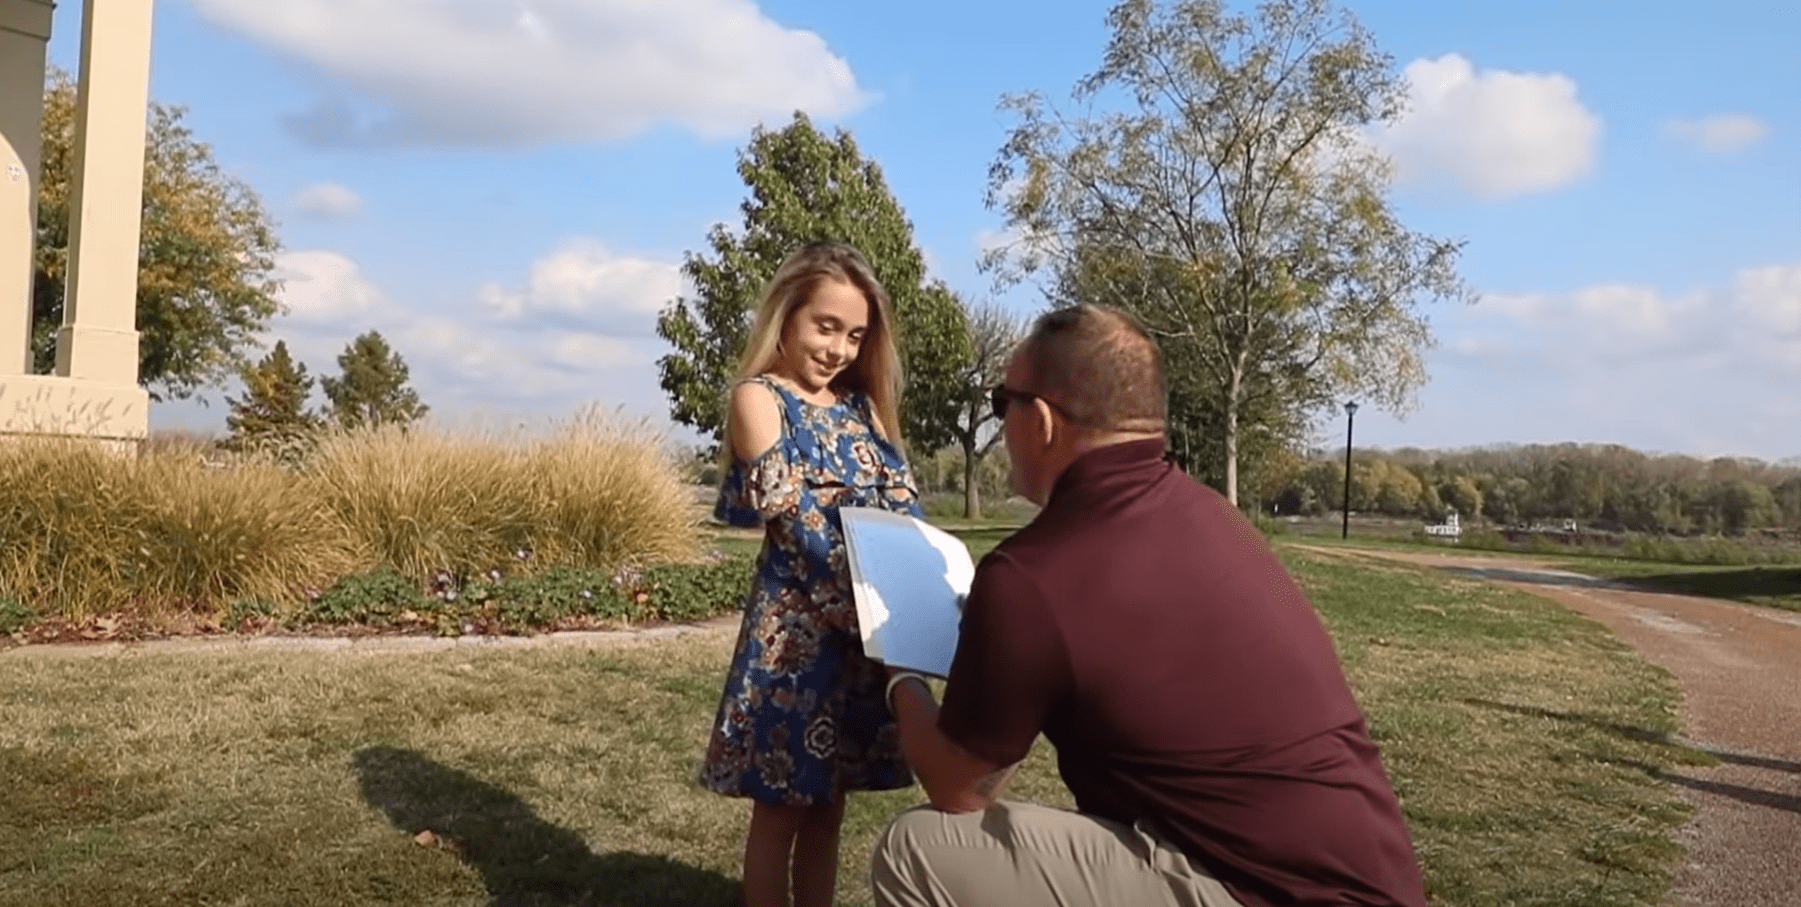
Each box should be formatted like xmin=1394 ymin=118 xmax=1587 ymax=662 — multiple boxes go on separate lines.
xmin=1327 ymin=547 xmax=1801 ymax=907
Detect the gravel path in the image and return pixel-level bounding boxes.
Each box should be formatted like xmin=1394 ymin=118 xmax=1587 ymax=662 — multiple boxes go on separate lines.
xmin=1337 ymin=548 xmax=1801 ymax=907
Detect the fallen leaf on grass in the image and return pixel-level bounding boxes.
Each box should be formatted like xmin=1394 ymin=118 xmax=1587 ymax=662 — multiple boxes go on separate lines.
xmin=413 ymin=829 xmax=463 ymax=855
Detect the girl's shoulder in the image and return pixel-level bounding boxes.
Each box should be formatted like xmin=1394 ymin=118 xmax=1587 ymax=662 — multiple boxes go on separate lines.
xmin=738 ymin=373 xmax=786 ymax=396
xmin=727 ymin=378 xmax=791 ymax=464
xmin=729 ymin=377 xmax=788 ymax=419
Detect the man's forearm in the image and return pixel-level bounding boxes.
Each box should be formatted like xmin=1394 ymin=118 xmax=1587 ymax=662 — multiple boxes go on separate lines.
xmin=889 ymin=677 xmax=1012 ymax=813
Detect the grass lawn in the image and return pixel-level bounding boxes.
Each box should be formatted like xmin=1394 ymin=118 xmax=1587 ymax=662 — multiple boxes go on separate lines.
xmin=1563 ymin=561 xmax=1801 ymax=612
xmin=0 ymin=544 xmax=1701 ymax=907
xmin=1292 ymin=532 xmax=1801 ymax=613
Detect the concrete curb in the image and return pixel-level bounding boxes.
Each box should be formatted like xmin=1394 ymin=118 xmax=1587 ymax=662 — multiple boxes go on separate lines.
xmin=0 ymin=614 xmax=742 ymax=661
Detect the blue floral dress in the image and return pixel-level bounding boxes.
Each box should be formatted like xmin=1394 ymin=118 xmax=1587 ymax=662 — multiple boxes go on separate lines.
xmin=700 ymin=376 xmax=922 ymax=805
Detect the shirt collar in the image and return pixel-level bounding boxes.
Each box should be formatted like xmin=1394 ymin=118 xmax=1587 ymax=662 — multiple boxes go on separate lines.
xmin=1044 ymin=437 xmax=1171 ymax=512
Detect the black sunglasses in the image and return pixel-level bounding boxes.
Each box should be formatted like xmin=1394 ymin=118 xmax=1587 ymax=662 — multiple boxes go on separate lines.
xmin=989 ymin=386 xmax=1069 ymax=421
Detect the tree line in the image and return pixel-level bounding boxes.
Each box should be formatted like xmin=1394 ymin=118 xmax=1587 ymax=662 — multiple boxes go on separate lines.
xmin=1268 ymin=444 xmax=1801 ymax=537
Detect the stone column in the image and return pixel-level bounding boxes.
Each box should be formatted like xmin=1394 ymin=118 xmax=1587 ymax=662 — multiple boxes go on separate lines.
xmin=54 ymin=0 xmax=153 ymax=386
xmin=0 ymin=0 xmax=53 ymax=376
xmin=0 ymin=0 xmax=151 ymax=445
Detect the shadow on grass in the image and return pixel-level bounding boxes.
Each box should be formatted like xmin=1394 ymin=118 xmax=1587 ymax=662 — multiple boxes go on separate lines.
xmin=353 ymin=747 xmax=739 ymax=907
xmin=1613 ymin=567 xmax=1801 ymax=611
xmin=1462 ymin=698 xmax=1707 ymax=759
xmin=1464 ymin=699 xmax=1801 ymax=814
xmin=1659 ymin=772 xmax=1801 ymax=815
xmin=1439 ymin=565 xmax=1627 ymax=590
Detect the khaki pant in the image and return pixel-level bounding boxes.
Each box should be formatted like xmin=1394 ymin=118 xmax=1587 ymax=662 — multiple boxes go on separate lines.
xmin=871 ymin=801 xmax=1246 ymax=907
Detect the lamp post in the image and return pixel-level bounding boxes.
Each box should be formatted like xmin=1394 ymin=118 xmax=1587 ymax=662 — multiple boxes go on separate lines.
xmin=1341 ymin=401 xmax=1359 ymax=540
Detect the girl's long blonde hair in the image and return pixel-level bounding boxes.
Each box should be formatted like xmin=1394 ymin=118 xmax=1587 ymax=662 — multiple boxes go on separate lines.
xmin=726 ymin=242 xmax=905 ymax=459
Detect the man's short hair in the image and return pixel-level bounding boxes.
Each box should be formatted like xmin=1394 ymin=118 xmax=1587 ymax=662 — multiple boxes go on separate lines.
xmin=1017 ymin=304 xmax=1167 ymax=432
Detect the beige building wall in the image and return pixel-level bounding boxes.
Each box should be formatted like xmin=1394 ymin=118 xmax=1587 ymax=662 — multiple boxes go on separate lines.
xmin=0 ymin=0 xmax=54 ymax=376
xmin=0 ymin=0 xmax=154 ymax=444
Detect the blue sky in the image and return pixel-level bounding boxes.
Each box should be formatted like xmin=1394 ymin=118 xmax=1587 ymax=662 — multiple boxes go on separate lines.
xmin=43 ymin=0 xmax=1800 ymax=461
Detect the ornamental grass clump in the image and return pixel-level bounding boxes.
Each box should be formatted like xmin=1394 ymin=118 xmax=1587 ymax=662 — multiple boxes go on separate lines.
xmin=305 ymin=411 xmax=698 ymax=586
xmin=306 ymin=425 xmax=543 ymax=582
xmin=527 ymin=408 xmax=698 ymax=571
xmin=0 ymin=438 xmax=129 ymax=618
xmin=131 ymin=453 xmax=361 ymax=615
xmin=0 ymin=438 xmax=357 ymax=620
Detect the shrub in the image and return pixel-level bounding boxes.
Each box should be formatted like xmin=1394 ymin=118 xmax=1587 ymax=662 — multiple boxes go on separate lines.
xmin=0 ymin=438 xmax=135 ymax=618
xmin=129 ymin=455 xmax=361 ymax=613
xmin=309 ymin=567 xmax=431 ymax=626
xmin=462 ymin=566 xmax=639 ymax=628
xmin=304 ymin=427 xmax=546 ymax=582
xmin=527 ymin=409 xmax=699 ymax=571
xmin=298 ymin=555 xmax=754 ymax=635
xmin=0 ymin=593 xmax=32 ymax=634
xmin=638 ymin=557 xmax=754 ymax=622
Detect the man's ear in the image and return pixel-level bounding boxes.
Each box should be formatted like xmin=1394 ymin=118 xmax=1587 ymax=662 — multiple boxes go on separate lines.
xmin=1033 ymin=396 xmax=1057 ymax=448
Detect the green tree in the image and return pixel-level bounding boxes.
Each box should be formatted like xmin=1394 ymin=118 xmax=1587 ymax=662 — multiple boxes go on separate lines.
xmin=223 ymin=340 xmax=321 ymax=459
xmin=1774 ymin=476 xmax=1801 ymax=529
xmin=1707 ymin=479 xmax=1779 ymax=536
xmin=986 ymin=0 xmax=1465 ymax=506
xmin=946 ymin=299 xmax=1025 ymax=518
xmin=1438 ymin=476 xmax=1483 ymax=520
xmin=656 ymin=112 xmax=971 ymax=451
xmin=321 ymin=331 xmax=428 ymax=429
xmin=33 ymin=68 xmax=281 ymax=401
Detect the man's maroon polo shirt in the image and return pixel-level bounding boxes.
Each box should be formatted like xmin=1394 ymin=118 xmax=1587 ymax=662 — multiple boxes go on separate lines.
xmin=938 ymin=438 xmax=1426 ymax=907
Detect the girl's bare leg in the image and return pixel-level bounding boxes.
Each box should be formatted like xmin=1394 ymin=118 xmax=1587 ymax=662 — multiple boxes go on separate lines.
xmin=742 ymin=798 xmax=847 ymax=907
xmin=791 ymin=798 xmax=847 ymax=907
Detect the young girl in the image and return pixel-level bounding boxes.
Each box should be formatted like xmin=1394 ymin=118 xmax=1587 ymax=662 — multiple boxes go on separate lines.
xmin=700 ymin=242 xmax=922 ymax=907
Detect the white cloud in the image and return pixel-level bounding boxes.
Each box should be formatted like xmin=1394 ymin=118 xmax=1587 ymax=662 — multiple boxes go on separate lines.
xmin=547 ymin=332 xmax=648 ymax=369
xmin=1372 ymin=54 xmax=1601 ymax=200
xmin=403 ymin=318 xmax=522 ymax=382
xmin=973 ymin=227 xmax=1015 ymax=258
xmin=292 ymin=181 xmax=363 ymax=218
xmin=1733 ymin=264 xmax=1801 ymax=368
xmin=1364 ymin=262 xmax=1801 ymax=461
xmin=1569 ymin=284 xmax=1688 ymax=338
xmin=165 ymin=246 xmax=686 ymax=437
xmin=476 ymin=240 xmax=679 ymax=334
xmin=187 ymin=0 xmax=870 ymax=148
xmin=274 ymin=250 xmax=389 ymax=323
xmin=395 ymin=317 xmax=663 ymax=401
xmin=1664 ymin=114 xmax=1771 ymax=153
xmin=1467 ymin=262 xmax=1800 ymax=372
xmin=1473 ymin=291 xmax=1553 ymax=326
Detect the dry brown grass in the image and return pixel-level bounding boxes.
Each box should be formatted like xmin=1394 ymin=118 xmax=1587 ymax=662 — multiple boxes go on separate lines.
xmin=0 ymin=412 xmax=697 ymax=627
xmin=0 ymin=438 xmax=356 ymax=620
xmin=306 ymin=413 xmax=697 ymax=580
xmin=0 ymin=625 xmax=1065 ymax=907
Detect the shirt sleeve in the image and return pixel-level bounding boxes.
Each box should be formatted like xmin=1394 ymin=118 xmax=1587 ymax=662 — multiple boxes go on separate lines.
xmin=854 ymin=392 xmax=923 ymax=518
xmin=713 ymin=443 xmax=801 ymax=527
xmin=937 ymin=550 xmax=1071 ymax=768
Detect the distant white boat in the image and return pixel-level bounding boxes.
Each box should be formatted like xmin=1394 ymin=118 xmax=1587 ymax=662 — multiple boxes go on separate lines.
xmin=1425 ymin=512 xmax=1462 ymax=537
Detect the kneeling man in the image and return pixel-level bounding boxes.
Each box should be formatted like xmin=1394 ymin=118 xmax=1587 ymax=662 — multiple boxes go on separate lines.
xmin=875 ymin=305 xmax=1426 ymax=907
